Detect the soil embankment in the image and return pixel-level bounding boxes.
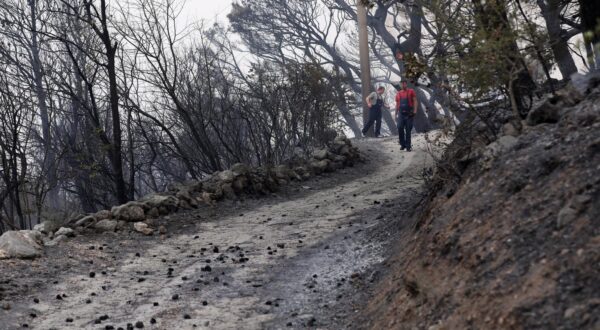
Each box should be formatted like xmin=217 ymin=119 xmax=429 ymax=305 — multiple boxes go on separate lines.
xmin=357 ymin=80 xmax=600 ymax=329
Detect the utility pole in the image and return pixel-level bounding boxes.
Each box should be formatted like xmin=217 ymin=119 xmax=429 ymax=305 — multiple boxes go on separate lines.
xmin=357 ymin=0 xmax=372 ymax=136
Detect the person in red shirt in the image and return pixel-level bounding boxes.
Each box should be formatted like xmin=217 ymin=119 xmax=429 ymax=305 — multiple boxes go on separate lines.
xmin=395 ymin=80 xmax=418 ymax=151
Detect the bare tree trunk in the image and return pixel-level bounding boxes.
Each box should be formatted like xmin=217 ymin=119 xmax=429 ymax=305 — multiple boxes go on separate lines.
xmin=357 ymin=1 xmax=372 ymax=135
xmin=339 ymin=103 xmax=362 ymax=136
xmin=537 ymin=0 xmax=578 ymax=79
xmin=30 ymin=0 xmax=59 ymax=208
xmin=86 ymin=0 xmax=129 ymax=204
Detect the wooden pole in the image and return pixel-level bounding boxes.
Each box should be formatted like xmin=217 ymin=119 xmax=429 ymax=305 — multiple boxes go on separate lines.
xmin=357 ymin=1 xmax=372 ymax=136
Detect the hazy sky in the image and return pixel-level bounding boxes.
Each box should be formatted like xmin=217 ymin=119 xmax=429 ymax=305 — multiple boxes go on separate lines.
xmin=180 ymin=0 xmax=234 ymax=27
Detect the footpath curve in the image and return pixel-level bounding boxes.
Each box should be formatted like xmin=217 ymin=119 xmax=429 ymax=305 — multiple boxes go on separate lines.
xmin=0 ymin=135 xmax=434 ymax=330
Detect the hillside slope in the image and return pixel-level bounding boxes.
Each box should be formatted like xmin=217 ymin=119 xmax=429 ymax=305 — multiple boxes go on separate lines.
xmin=358 ymin=77 xmax=600 ymax=329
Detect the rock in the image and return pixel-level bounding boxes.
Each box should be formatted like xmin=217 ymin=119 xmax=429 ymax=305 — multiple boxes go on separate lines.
xmin=33 ymin=221 xmax=57 ymax=234
xmin=328 ymin=161 xmax=344 ymax=171
xmin=75 ymin=215 xmax=96 ymax=227
xmin=94 ymin=220 xmax=118 ymax=232
xmin=334 ymin=135 xmax=350 ymax=145
xmin=158 ymin=226 xmax=167 ymax=234
xmin=94 ymin=210 xmax=112 ymax=221
xmin=232 ymin=176 xmax=248 ymax=192
xmin=339 ymin=145 xmax=351 ymax=156
xmin=146 ymin=207 xmax=160 ymax=219
xmin=0 ymin=230 xmax=44 ymax=259
xmin=176 ymin=189 xmax=193 ymax=203
xmin=569 ymin=194 xmax=591 ymax=212
xmin=140 ymin=195 xmax=178 ymax=211
xmin=44 ymin=234 xmax=68 ymax=247
xmin=201 ymin=192 xmax=216 ymax=206
xmin=564 ymin=307 xmax=577 ymax=319
xmin=330 ymin=154 xmax=346 ymax=163
xmin=218 ymin=170 xmax=235 ymax=183
xmin=313 ymin=149 xmax=329 ymax=161
xmin=310 ymin=159 xmax=330 ymax=174
xmin=526 ymin=98 xmax=561 ymax=126
xmin=231 ymin=163 xmax=250 ymax=176
xmin=55 ymin=227 xmax=75 ymax=237
xmin=483 ymin=135 xmax=518 ymax=164
xmin=144 ymin=218 xmax=158 ymax=227
xmin=179 ymin=200 xmax=193 ymax=210
xmin=556 ymin=206 xmax=577 ymax=229
xmin=134 ymin=222 xmax=154 ymax=236
xmin=111 ymin=202 xmax=145 ymax=222
xmin=274 ymin=165 xmax=292 ymax=180
xmin=221 ymin=183 xmax=237 ymax=200
xmin=501 ymin=122 xmax=520 ymax=137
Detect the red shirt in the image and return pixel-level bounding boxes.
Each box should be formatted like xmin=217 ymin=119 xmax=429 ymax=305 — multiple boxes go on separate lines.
xmin=395 ymin=89 xmax=416 ymax=108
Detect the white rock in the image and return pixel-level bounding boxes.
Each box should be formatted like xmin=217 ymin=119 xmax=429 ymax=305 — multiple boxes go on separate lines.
xmin=94 ymin=219 xmax=118 ymax=232
xmin=556 ymin=206 xmax=577 ymax=229
xmin=133 ymin=222 xmax=154 ymax=235
xmin=313 ymin=149 xmax=329 ymax=161
xmin=0 ymin=230 xmax=44 ymax=259
xmin=94 ymin=210 xmax=112 ymax=221
xmin=33 ymin=221 xmax=55 ymax=234
xmin=218 ymin=170 xmax=235 ymax=183
xmin=55 ymin=227 xmax=75 ymax=237
xmin=75 ymin=215 xmax=96 ymax=227
xmin=140 ymin=194 xmax=179 ymax=210
xmin=111 ymin=202 xmax=145 ymax=222
xmin=44 ymin=234 xmax=68 ymax=247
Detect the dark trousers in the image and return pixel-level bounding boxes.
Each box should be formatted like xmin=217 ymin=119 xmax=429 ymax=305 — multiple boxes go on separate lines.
xmin=362 ymin=108 xmax=382 ymax=136
xmin=397 ymin=114 xmax=414 ymax=148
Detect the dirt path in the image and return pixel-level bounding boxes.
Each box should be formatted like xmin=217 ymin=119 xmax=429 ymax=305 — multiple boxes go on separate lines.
xmin=1 ymin=135 xmax=433 ymax=330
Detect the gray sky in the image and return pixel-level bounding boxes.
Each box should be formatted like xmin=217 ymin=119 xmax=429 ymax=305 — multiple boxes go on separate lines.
xmin=180 ymin=0 xmax=233 ymax=27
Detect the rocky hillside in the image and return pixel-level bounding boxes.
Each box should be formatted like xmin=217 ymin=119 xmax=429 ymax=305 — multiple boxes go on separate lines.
xmin=357 ymin=73 xmax=600 ymax=329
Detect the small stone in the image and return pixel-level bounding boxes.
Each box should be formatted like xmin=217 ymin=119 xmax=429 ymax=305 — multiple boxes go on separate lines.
xmin=66 ymin=318 xmax=73 ymax=323
xmin=184 ymin=314 xmax=191 ymax=319
xmin=158 ymin=226 xmax=167 ymax=234
xmin=556 ymin=206 xmax=577 ymax=229
xmin=150 ymin=318 xmax=156 ymax=324
xmin=564 ymin=307 xmax=577 ymax=318
xmin=135 ymin=321 xmax=144 ymax=328
xmin=33 ymin=298 xmax=39 ymax=303
xmin=202 ymin=301 xmax=208 ymax=306
xmin=172 ymin=294 xmax=179 ymax=300
xmin=89 ymin=272 xmax=96 ymax=278
xmin=133 ymin=222 xmax=154 ymax=236
xmin=153 ymin=302 xmax=159 ymax=306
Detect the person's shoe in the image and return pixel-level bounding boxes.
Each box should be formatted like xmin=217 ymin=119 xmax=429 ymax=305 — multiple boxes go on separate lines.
xmin=406 ymin=147 xmax=412 ymax=152
xmin=400 ymin=146 xmax=406 ymax=150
